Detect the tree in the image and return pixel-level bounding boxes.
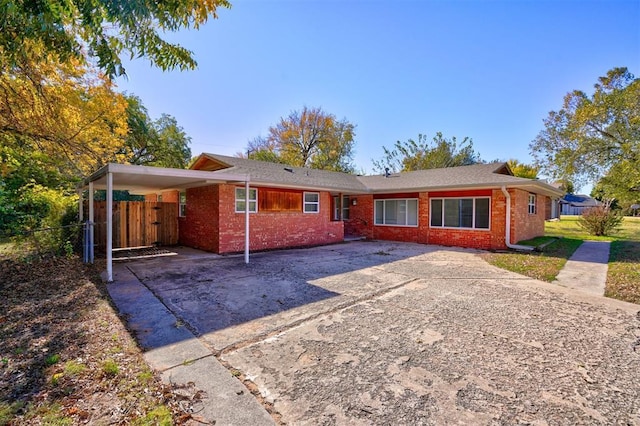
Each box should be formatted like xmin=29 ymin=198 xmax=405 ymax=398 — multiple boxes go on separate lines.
xmin=373 ymin=132 xmax=481 ymax=173
xmin=507 ymin=159 xmax=539 ymax=179
xmin=0 ymin=44 xmax=129 ymax=178
xmin=591 ymin=161 xmax=640 ymax=210
xmin=530 ymin=67 xmax=640 ymax=193
xmin=245 ymin=106 xmax=356 ymax=173
xmin=120 ymin=96 xmax=192 ymax=169
xmin=0 ymin=0 xmax=231 ymax=77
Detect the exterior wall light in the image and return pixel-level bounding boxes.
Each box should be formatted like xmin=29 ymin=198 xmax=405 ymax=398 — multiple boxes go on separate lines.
xmin=352 ymin=198 xmax=357 ymax=206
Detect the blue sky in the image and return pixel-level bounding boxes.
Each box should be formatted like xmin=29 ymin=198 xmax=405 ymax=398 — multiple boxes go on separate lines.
xmin=116 ymin=0 xmax=640 ymax=186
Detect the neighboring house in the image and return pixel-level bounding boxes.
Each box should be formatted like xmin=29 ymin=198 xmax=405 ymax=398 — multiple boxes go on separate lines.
xmin=129 ymin=153 xmax=563 ymax=253
xmin=559 ymin=194 xmax=601 ymax=215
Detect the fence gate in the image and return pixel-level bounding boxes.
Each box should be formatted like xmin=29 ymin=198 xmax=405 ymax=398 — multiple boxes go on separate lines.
xmin=92 ymin=201 xmax=178 ymax=250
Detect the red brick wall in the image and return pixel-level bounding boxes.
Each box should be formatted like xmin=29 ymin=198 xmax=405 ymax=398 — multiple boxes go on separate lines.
xmin=510 ymin=189 xmax=545 ymax=243
xmin=178 ymin=185 xmax=219 ymax=252
xmin=160 ymin=190 xmax=179 ymax=204
xmin=344 ymin=195 xmax=374 ymax=238
xmin=368 ymin=193 xmax=428 ymax=243
xmin=177 ymin=183 xmax=547 ymax=253
xmin=179 ymin=184 xmax=343 ymax=254
xmin=426 ymin=189 xmax=502 ymax=250
xmin=217 ymin=185 xmax=344 ymax=253
xmin=491 ymin=189 xmax=508 ymax=248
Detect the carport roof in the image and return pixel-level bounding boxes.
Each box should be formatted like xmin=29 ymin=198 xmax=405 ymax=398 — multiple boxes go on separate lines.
xmin=81 ymin=163 xmax=248 ymax=194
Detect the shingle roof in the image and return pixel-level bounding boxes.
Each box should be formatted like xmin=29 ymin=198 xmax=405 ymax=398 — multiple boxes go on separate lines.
xmin=201 ymin=154 xmax=369 ymax=192
xmin=198 ymin=154 xmax=563 ymax=197
xmin=357 ymin=162 xmax=530 ymax=192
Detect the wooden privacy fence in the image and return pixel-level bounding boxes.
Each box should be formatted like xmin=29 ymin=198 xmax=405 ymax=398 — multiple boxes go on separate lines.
xmin=92 ymin=201 xmax=178 ymax=249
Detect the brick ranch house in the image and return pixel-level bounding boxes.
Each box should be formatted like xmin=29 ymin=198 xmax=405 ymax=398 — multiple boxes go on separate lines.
xmin=83 ymin=153 xmax=562 ymax=280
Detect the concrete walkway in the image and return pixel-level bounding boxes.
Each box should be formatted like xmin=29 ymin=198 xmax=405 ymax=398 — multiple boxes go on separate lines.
xmin=554 ymin=240 xmax=611 ymax=296
xmin=106 ymin=264 xmax=275 ymax=426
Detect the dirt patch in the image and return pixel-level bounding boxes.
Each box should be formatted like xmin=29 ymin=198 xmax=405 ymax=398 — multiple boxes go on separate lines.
xmin=0 ymin=256 xmax=203 ymax=424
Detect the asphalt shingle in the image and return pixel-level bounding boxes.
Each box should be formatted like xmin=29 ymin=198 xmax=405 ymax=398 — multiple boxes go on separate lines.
xmin=200 ymin=154 xmax=562 ymax=196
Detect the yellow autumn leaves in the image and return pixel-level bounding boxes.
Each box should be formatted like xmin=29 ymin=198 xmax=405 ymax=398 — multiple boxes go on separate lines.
xmin=0 ymin=43 xmax=129 ymax=177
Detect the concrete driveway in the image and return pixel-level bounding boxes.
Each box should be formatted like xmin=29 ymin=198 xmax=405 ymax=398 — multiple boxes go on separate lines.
xmin=125 ymin=241 xmax=640 ymax=425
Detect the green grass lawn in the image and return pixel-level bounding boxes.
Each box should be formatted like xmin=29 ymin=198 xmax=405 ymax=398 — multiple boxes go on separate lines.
xmin=482 ymin=215 xmax=640 ymax=305
xmin=546 ymin=215 xmax=640 ymax=241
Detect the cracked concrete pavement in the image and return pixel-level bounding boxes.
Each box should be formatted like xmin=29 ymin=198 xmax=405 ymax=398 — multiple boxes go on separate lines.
xmin=124 ymin=241 xmax=640 ymax=425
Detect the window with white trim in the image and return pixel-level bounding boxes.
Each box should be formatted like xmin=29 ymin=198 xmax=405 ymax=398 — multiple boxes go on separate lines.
xmin=304 ymin=192 xmax=320 ymax=213
xmin=235 ymin=187 xmax=257 ymax=213
xmin=528 ymin=194 xmax=536 ymax=214
xmin=179 ymin=191 xmax=186 ymax=217
xmin=333 ymin=195 xmax=350 ymax=220
xmin=374 ymin=199 xmax=418 ymax=226
xmin=430 ymin=197 xmax=490 ymax=229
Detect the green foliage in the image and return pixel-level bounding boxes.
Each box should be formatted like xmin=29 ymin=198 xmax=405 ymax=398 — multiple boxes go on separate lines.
xmin=119 ymin=96 xmax=192 ymax=168
xmin=482 ymin=238 xmax=583 ymax=282
xmin=0 ymin=182 xmax=79 ymax=257
xmin=531 ymin=67 xmax=640 ymax=192
xmin=246 ymin=106 xmax=356 ymax=173
xmin=45 ymin=354 xmax=60 ymax=366
xmin=102 ymin=359 xmax=120 ymax=376
xmin=132 ymin=406 xmax=173 ymax=426
xmin=591 ymin=161 xmax=640 ymax=211
xmin=1 ymin=0 xmax=231 ymax=77
xmin=507 ymin=159 xmax=539 ymax=179
xmin=63 ymin=360 xmax=87 ymax=376
xmin=578 ymin=205 xmax=624 ymax=237
xmin=373 ymin=132 xmax=481 ymax=173
xmin=0 ymin=401 xmax=24 ymax=426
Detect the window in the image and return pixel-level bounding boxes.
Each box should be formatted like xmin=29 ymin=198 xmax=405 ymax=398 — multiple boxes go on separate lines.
xmin=304 ymin=192 xmax=320 ymax=213
xmin=333 ymin=196 xmax=350 ymax=220
xmin=179 ymin=192 xmax=186 ymax=217
xmin=235 ymin=187 xmax=257 ymax=213
xmin=430 ymin=197 xmax=490 ymax=229
xmin=374 ymin=199 xmax=418 ymax=226
xmin=528 ymin=194 xmax=537 ymax=215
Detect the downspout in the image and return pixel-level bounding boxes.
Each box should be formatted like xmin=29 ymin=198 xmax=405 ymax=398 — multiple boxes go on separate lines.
xmin=500 ymin=186 xmax=534 ymax=251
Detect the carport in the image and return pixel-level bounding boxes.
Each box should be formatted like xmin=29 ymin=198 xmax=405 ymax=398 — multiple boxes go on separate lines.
xmin=80 ymin=163 xmax=250 ymax=282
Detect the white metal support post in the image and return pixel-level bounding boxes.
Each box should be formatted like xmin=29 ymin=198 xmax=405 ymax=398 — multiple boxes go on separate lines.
xmin=88 ymin=182 xmax=94 ymax=263
xmin=244 ymin=179 xmax=250 ymax=264
xmin=106 ymin=173 xmax=113 ymax=281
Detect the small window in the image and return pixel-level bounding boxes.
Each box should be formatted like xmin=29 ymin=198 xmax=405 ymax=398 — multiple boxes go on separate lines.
xmin=179 ymin=191 xmax=186 ymax=217
xmin=304 ymin=192 xmax=320 ymax=213
xmin=236 ymin=187 xmax=257 ymax=213
xmin=157 ymin=194 xmax=163 ymax=202
xmin=528 ymin=194 xmax=536 ymax=215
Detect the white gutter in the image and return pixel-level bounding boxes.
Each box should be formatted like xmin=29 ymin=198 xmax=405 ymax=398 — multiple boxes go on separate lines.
xmin=501 ymin=186 xmax=534 ymax=252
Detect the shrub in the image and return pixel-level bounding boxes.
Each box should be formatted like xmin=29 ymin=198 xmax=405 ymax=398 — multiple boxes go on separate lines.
xmin=578 ymin=204 xmax=623 ymax=236
xmin=5 ymin=184 xmax=79 ymax=257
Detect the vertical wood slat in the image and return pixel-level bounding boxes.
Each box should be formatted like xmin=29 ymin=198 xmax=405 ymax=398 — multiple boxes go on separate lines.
xmin=92 ymin=201 xmax=179 ymax=250
xmin=132 ymin=202 xmax=142 ymax=247
xmin=150 ymin=202 xmax=159 ymax=245
xmin=158 ymin=203 xmax=178 ymax=245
